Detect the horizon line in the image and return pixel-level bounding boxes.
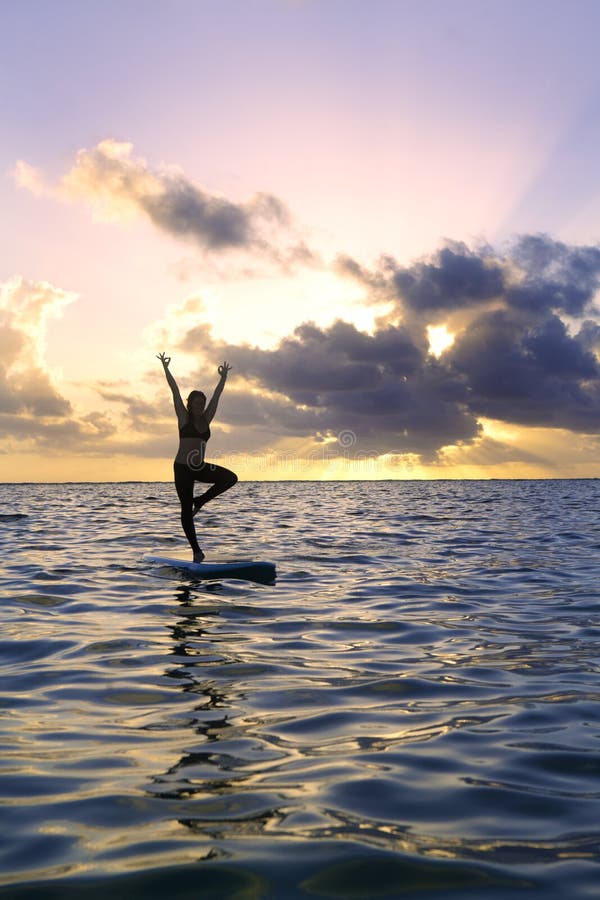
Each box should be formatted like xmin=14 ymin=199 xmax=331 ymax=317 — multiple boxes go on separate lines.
xmin=1 ymin=477 xmax=598 ymax=485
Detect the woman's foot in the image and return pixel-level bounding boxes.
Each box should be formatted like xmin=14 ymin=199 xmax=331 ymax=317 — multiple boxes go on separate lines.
xmin=193 ymin=548 xmax=205 ymax=563
xmin=192 ymin=497 xmax=205 ymax=517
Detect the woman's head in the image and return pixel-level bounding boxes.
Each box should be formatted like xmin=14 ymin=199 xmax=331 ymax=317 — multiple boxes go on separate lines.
xmin=187 ymin=390 xmax=206 ymax=416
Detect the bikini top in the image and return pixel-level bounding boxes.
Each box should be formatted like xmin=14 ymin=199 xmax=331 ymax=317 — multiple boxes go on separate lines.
xmin=179 ymin=417 xmax=211 ymax=440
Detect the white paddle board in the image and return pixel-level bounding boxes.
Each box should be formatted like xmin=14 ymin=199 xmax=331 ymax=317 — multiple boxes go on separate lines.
xmin=145 ymin=555 xmax=276 ymax=584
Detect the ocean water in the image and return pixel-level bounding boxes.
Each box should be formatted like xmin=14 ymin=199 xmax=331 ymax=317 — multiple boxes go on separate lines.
xmin=0 ymin=479 xmax=599 ymax=899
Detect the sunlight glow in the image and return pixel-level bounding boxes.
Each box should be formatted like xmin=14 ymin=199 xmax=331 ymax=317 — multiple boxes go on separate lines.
xmin=427 ymin=324 xmax=455 ymax=357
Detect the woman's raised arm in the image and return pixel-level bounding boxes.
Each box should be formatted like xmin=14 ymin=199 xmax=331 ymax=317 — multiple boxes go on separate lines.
xmin=205 ymin=361 xmax=231 ymax=423
xmin=157 ymin=352 xmax=186 ymax=421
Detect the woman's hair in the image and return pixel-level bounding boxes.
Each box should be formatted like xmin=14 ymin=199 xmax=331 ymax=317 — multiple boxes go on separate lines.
xmin=186 ymin=390 xmax=206 ymax=414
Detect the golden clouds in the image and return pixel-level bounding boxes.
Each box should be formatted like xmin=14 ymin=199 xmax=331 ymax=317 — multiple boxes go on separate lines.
xmin=0 ymin=277 xmax=77 ymax=416
xmin=14 ymin=140 xmax=158 ymax=222
xmin=15 ymin=140 xmax=299 ymax=256
xmin=0 ymin=277 xmax=120 ymax=464
xmin=61 ymin=140 xmax=159 ymax=222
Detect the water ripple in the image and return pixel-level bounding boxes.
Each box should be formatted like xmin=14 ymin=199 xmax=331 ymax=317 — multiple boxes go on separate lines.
xmin=0 ymin=480 xmax=599 ymax=897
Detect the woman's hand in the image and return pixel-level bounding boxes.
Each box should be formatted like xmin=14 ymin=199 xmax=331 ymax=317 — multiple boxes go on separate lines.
xmin=157 ymin=352 xmax=171 ymax=368
xmin=218 ymin=361 xmax=232 ymax=379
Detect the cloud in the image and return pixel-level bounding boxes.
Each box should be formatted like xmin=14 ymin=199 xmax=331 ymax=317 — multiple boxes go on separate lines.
xmin=0 ymin=277 xmax=122 ymax=454
xmin=439 ymin=434 xmax=546 ymax=468
xmin=172 ymin=233 xmax=600 ymax=461
xmin=576 ymin=319 xmax=600 ymax=354
xmin=340 ymin=233 xmax=600 ymax=323
xmin=177 ymin=317 xmax=480 ymax=459
xmin=447 ymin=307 xmax=600 ymax=430
xmin=8 ymin=230 xmax=587 ymax=469
xmin=15 ymin=140 xmax=316 ymax=266
xmin=336 ymin=242 xmax=504 ymax=320
xmin=507 ymin=234 xmax=600 ymax=317
xmin=13 ymin=134 xmax=600 ymax=470
xmin=0 ymin=277 xmax=76 ymax=416
xmin=391 ymin=243 xmax=505 ymax=315
xmin=96 ymin=389 xmax=163 ymax=431
xmin=0 ymin=410 xmax=115 ymax=444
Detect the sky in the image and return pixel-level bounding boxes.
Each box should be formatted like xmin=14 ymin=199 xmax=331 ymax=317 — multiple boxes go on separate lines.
xmin=3 ymin=0 xmax=600 ymax=481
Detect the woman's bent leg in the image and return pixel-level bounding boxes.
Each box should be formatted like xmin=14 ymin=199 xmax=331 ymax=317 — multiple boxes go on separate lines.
xmin=174 ymin=463 xmax=203 ymax=559
xmin=193 ymin=463 xmax=238 ymax=513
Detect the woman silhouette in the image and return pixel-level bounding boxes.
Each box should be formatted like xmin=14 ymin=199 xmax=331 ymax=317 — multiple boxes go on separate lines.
xmin=158 ymin=353 xmax=237 ymax=561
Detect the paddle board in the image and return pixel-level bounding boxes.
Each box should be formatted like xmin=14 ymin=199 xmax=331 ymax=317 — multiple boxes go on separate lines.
xmin=145 ymin=555 xmax=276 ymax=584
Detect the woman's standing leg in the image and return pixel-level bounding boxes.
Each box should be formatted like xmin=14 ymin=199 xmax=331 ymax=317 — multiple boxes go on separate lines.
xmin=174 ymin=463 xmax=204 ymax=560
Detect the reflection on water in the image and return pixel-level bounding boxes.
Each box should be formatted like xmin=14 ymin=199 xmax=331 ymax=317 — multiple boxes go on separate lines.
xmin=0 ymin=480 xmax=599 ymax=897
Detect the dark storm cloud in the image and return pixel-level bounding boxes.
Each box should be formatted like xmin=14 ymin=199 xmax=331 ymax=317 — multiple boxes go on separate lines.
xmin=181 ymin=319 xmax=480 ymax=458
xmin=507 ymin=234 xmax=600 ymax=316
xmin=217 ymin=389 xmax=326 ymax=437
xmin=177 ymin=233 xmax=600 ymax=459
xmin=340 ymin=234 xmax=600 ymax=321
xmin=392 ymin=243 xmax=505 ymax=313
xmin=37 ymin=140 xmax=312 ymax=263
xmin=224 ymin=319 xmax=425 ymax=403
xmin=409 ymin=235 xmax=600 ymax=432
xmin=338 ymin=242 xmax=504 ymax=316
xmin=576 ymin=319 xmax=600 ymax=354
xmin=447 ymin=308 xmax=600 ymax=430
xmin=17 ymin=142 xmax=311 ymax=263
xmin=140 ymin=181 xmax=319 ymax=269
xmin=140 ymin=181 xmax=290 ymax=251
